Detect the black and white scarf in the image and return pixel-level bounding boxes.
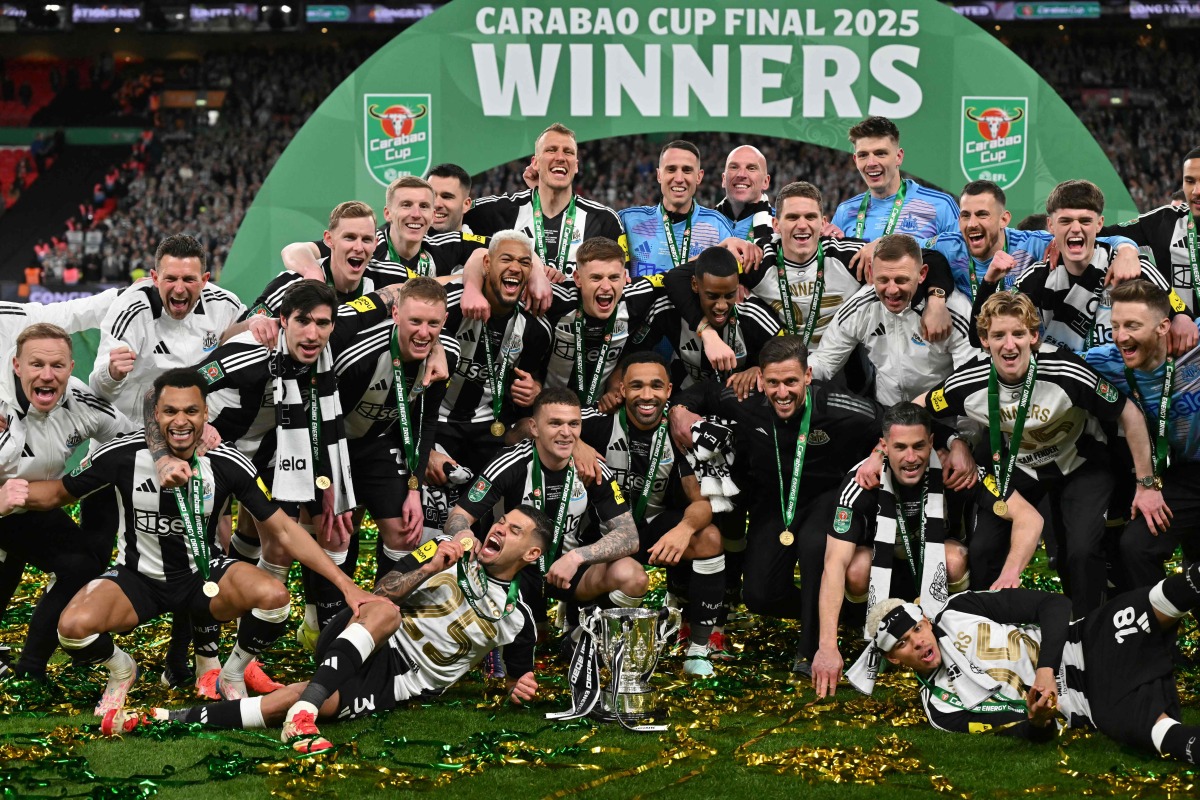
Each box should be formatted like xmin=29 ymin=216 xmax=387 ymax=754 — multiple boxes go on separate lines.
xmin=686 ymin=418 xmax=738 ymax=513
xmin=866 ymin=451 xmax=949 ymax=631
xmin=270 ymin=331 xmax=355 ymax=512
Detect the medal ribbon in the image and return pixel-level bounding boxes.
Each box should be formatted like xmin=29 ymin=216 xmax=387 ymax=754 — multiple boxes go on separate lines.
xmin=771 ymin=389 xmax=813 ymax=533
xmin=618 ymin=407 xmax=669 ymax=523
xmin=387 ymin=235 xmax=433 ymax=280
xmin=987 ymin=356 xmax=1038 ymax=497
xmin=532 ymin=449 xmax=577 ymax=573
xmin=572 ymin=308 xmax=617 ymax=405
xmin=1187 ymin=211 xmax=1199 ymax=311
xmin=661 ymin=204 xmax=694 ymax=269
xmin=390 ymin=327 xmax=426 ymax=484
xmin=531 ymin=191 xmax=577 ymax=274
xmin=171 ymin=455 xmax=210 ymax=583
xmin=1124 ymin=356 xmax=1174 ymax=476
xmin=480 ymin=315 xmax=515 ymax=425
xmin=456 ymin=558 xmax=521 ymax=622
xmin=893 ymin=469 xmax=928 ymax=583
xmin=854 ymin=180 xmax=907 ymax=239
xmin=308 ymin=372 xmax=326 ymax=488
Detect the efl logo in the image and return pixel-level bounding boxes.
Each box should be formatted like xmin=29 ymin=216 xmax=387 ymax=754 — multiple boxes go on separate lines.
xmin=364 ymin=94 xmax=431 ymax=187
xmin=960 ymin=97 xmax=1028 ymax=190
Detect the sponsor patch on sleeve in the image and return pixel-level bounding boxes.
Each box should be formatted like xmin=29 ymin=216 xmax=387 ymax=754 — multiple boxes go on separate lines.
xmin=643 ymin=273 xmax=665 ymax=288
xmin=69 ymin=457 xmax=91 ymax=477
xmin=248 ymin=302 xmax=274 ymax=318
xmin=463 ymin=232 xmax=488 ymax=245
xmin=1095 ymin=379 xmax=1118 ymax=403
xmin=256 ymin=476 xmax=272 ymax=500
xmin=610 ymin=480 xmax=626 ymax=506
xmin=467 ymin=476 xmax=492 ymax=503
xmin=201 ymin=362 xmax=224 ymax=385
xmin=347 ymin=296 xmax=377 ymax=313
xmin=833 ymin=506 xmax=853 ymax=534
xmin=929 ymin=388 xmax=948 ymax=412
xmin=411 ymin=540 xmax=439 ymax=563
xmin=1169 ymin=290 xmax=1187 ymax=313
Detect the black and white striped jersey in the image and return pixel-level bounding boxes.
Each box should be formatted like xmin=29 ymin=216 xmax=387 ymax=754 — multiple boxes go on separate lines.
xmin=749 ymin=235 xmax=867 ymax=342
xmin=1103 ymin=204 xmax=1196 ymax=311
xmin=90 ymin=279 xmax=246 ymax=419
xmin=645 ymin=294 xmax=782 ymax=391
xmin=926 ymin=346 xmax=1126 ymax=480
xmin=0 ymin=372 xmax=134 ymax=482
xmin=464 ymin=190 xmax=626 ymax=277
xmin=542 ymin=277 xmax=661 ymax=401
xmin=580 ymin=410 xmax=691 ymax=524
xmin=200 ymin=294 xmax=394 ymax=463
xmin=242 ymin=256 xmax=402 ymax=320
xmin=333 ymin=320 xmax=459 ymax=472
xmin=980 ymin=241 xmax=1173 ymax=352
xmin=348 ymin=226 xmax=488 ymax=279
xmin=438 ymin=286 xmax=554 ymax=424
xmin=62 ymin=435 xmax=278 ymax=583
xmin=455 ymin=439 xmax=629 ymax=554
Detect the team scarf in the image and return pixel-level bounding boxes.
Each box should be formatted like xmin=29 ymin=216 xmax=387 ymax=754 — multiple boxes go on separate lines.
xmin=865 ymin=450 xmax=949 ymax=637
xmin=270 ymin=330 xmax=355 ymax=512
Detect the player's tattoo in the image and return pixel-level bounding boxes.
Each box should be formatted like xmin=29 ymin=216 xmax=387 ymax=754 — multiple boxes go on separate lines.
xmin=142 ymin=388 xmax=170 ymax=462
xmin=375 ymin=285 xmax=402 ymax=310
xmin=373 ymin=566 xmax=431 ymax=602
xmin=572 ymin=511 xmax=638 ymax=564
xmin=443 ymin=510 xmax=473 ymax=540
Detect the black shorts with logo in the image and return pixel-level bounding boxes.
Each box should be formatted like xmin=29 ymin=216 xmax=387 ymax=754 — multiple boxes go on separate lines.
xmin=317 ymin=607 xmax=418 ymax=718
xmin=103 ymin=556 xmax=239 ymax=628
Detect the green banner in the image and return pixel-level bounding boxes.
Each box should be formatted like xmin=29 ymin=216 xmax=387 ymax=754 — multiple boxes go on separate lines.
xmin=0 ymin=128 xmax=141 ymax=146
xmin=223 ymin=0 xmax=1136 ymax=302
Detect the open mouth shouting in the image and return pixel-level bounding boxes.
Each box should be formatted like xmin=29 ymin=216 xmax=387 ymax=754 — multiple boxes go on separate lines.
xmin=965 ymin=227 xmax=988 ymax=254
xmin=30 ymin=383 xmax=60 ymax=410
xmin=478 ymin=529 xmax=505 ymax=560
xmin=408 ymin=333 xmax=433 ymax=358
xmin=499 ymin=272 xmax=523 ymax=299
xmin=295 ymin=340 xmax=322 ymax=362
xmin=593 ymin=288 xmax=616 ymax=316
xmin=167 ymin=422 xmax=196 ymax=449
xmin=167 ymin=293 xmax=192 ymax=317
xmin=921 ymin=645 xmax=938 ymax=666
xmin=1063 ymin=232 xmax=1087 ymax=260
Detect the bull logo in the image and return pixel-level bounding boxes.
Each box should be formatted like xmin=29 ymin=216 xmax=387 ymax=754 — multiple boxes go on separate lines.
xmin=960 ymin=96 xmax=1029 ymax=190
xmin=363 ymin=93 xmax=432 ymax=188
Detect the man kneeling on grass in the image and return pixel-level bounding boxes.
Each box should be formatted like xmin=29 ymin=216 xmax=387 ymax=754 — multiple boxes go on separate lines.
xmin=849 ymin=574 xmax=1200 ymax=762
xmin=105 ymin=505 xmax=551 ymax=753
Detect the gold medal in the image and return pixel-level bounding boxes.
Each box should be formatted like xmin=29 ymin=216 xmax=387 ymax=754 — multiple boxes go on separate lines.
xmin=993 ymin=499 xmax=1008 ymax=517
xmin=315 ymin=475 xmax=332 ymax=490
xmin=460 ymin=537 xmax=473 ymax=551
xmin=779 ymin=531 xmax=794 ymax=546
xmin=408 ymin=475 xmax=419 ymax=491
xmin=490 ymin=421 xmax=506 ymax=437
xmin=202 ymin=580 xmax=220 ymax=598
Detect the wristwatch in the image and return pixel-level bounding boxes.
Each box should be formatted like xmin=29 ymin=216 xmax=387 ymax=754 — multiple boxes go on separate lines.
xmin=1136 ymin=475 xmax=1163 ymax=490
xmin=927 ymin=288 xmax=947 ymax=299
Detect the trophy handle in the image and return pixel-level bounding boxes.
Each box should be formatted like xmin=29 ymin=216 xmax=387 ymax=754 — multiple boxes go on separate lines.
xmin=656 ymin=606 xmax=682 ymax=645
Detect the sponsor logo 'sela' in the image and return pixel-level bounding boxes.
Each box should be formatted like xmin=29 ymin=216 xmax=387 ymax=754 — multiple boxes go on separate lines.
xmin=960 ymin=96 xmax=1028 ymax=189
xmin=364 ymin=94 xmax=431 ymax=187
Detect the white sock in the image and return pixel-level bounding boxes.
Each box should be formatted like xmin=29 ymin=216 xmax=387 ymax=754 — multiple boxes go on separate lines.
xmin=221 ymin=645 xmax=254 ymax=682
xmin=693 ymin=555 xmax=725 ymax=575
xmin=686 ymin=642 xmax=707 ymax=657
xmin=231 ymin=532 xmax=261 ymax=560
xmin=339 ymin=622 xmax=378 ymax=662
xmin=608 ymin=589 xmax=643 ymax=608
xmin=257 ymin=558 xmax=289 ymax=583
xmin=304 ymin=604 xmax=318 ymax=630
xmin=1152 ymin=717 xmax=1181 ymax=753
xmin=286 ymin=700 xmax=319 ymax=723
xmin=195 ymin=655 xmax=220 ymax=675
xmin=104 ymin=647 xmax=135 ymax=680
xmin=240 ymin=696 xmax=266 ymax=729
xmin=382 ymin=545 xmax=408 ymax=562
xmin=1150 ymin=581 xmax=1186 ymax=620
xmin=322 ymin=548 xmax=347 ymax=566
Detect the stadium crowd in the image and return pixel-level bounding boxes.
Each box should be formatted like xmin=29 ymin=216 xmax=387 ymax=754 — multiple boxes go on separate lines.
xmin=1 ymin=26 xmax=1199 ymax=770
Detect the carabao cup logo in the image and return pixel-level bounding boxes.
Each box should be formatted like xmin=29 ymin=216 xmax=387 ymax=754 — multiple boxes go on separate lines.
xmin=960 ymin=96 xmax=1028 ymax=190
xmin=363 ymin=94 xmax=431 ymax=187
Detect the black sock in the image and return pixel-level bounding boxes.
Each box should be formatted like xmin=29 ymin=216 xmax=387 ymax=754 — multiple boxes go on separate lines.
xmin=175 ymin=699 xmax=246 ymax=728
xmin=236 ymin=611 xmax=287 ymax=655
xmin=1161 ymin=723 xmax=1200 ymax=764
xmin=193 ymin=620 xmax=221 ymax=663
xmin=311 ymin=572 xmax=348 ymax=630
xmin=299 ymin=635 xmax=366 ymax=710
xmin=1160 ymin=563 xmax=1200 ymax=615
xmin=689 ymin=556 xmax=725 ymax=645
xmin=165 ymin=613 xmax=193 ymax=675
xmin=65 ymin=632 xmax=115 ymax=665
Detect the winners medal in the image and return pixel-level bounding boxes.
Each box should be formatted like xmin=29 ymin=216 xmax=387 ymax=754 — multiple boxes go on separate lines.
xmin=987 ymin=355 xmax=1037 ymax=520
xmin=481 ymin=319 xmax=513 ymax=440
xmin=315 ymin=475 xmax=331 ymax=490
xmin=772 ymin=390 xmax=813 ymax=550
xmin=460 ymin=537 xmax=473 ymax=551
xmin=390 ymin=328 xmax=428 ymax=490
xmin=172 ymin=456 xmax=218 ymax=599
xmin=491 ymin=421 xmax=506 ymax=437
xmin=203 ymin=581 xmax=220 ymax=598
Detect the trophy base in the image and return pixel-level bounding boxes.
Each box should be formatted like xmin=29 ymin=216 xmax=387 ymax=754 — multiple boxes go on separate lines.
xmin=593 ymin=690 xmax=664 ymax=722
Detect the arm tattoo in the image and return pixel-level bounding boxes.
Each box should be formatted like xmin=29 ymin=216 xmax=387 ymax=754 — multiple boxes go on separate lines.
xmin=443 ymin=509 xmax=473 ymax=539
xmin=572 ymin=511 xmax=638 ymax=564
xmin=375 ymin=285 xmax=402 ymax=311
xmin=374 ymin=566 xmax=431 ymax=602
xmin=142 ymin=388 xmax=170 ymax=461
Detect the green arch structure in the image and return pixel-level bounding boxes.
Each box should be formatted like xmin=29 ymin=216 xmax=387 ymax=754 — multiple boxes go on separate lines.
xmin=222 ymin=0 xmax=1135 ymax=302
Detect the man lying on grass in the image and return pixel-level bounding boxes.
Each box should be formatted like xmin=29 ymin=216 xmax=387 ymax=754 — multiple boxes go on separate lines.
xmin=105 ymin=505 xmax=551 ymax=753
xmin=849 ymin=575 xmax=1200 ymax=762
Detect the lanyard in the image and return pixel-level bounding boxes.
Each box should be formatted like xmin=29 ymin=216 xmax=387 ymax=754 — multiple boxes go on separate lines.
xmin=572 ymin=308 xmax=617 ymax=405
xmin=171 ymin=455 xmax=209 ymax=582
xmin=531 ymin=191 xmax=577 ymax=274
xmin=480 ymin=315 xmax=514 ymax=424
xmin=390 ymin=328 xmax=426 ymax=489
xmin=771 ymin=389 xmax=813 ymax=531
xmin=456 ymin=559 xmax=521 ymax=622
xmin=987 ymin=356 xmax=1038 ymax=496
xmin=893 ymin=470 xmax=928 ymax=583
xmin=915 ymin=673 xmax=1028 ymax=715
xmin=776 ymin=241 xmax=825 ymax=344
xmin=308 ymin=371 xmax=327 ymax=487
xmin=618 ymin=408 xmax=669 ymax=523
xmin=1187 ymin=211 xmax=1199 ymax=311
xmin=532 ymin=449 xmax=577 ymax=573
xmin=1124 ymin=356 xmax=1175 ymax=476
xmin=661 ymin=205 xmax=695 ymax=269
xmin=387 ymin=235 xmax=432 ymax=279
xmin=855 ymin=180 xmax=907 ymax=239
xmin=968 ymin=230 xmax=1009 ymax=301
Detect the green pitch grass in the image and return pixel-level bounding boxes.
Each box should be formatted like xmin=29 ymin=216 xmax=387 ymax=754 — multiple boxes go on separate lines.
xmin=2 ymin=559 xmax=1198 ymax=798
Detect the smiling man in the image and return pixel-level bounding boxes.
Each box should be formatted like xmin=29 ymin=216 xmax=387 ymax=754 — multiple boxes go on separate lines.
xmin=921 ymin=291 xmax=1166 ymax=615
xmin=427 ymin=163 xmax=474 ymax=234
xmin=1084 ymin=280 xmax=1200 ymax=589
xmin=669 ymin=336 xmax=882 ymax=675
xmin=4 ymin=369 xmax=379 ymax=719
xmin=854 ymin=571 xmax=1200 ymax=764
xmin=971 ymin=180 xmax=1193 ymax=354
xmin=0 ymin=324 xmax=137 ymax=681
xmin=714 ymin=144 xmax=775 ymax=242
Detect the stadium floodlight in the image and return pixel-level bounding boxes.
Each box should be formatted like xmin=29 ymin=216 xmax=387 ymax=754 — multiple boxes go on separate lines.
xmin=44 ymin=3 xmax=60 ymax=9
xmin=281 ymin=4 xmax=290 ymax=11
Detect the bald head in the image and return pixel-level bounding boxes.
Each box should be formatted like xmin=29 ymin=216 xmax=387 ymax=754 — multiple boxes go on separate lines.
xmin=722 ymin=145 xmax=770 ymax=209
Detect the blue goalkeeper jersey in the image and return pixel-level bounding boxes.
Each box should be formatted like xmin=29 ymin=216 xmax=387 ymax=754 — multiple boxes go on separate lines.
xmin=619 ymin=203 xmax=734 ymax=278
xmin=830 ymin=178 xmax=959 ymax=243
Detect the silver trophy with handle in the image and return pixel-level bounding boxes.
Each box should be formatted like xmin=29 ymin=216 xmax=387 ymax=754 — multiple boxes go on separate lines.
xmin=594 ymin=606 xmax=681 ymax=724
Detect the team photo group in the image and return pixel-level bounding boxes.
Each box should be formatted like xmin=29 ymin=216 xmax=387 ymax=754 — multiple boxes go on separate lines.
xmin=4 ymin=111 xmax=1200 ymax=767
